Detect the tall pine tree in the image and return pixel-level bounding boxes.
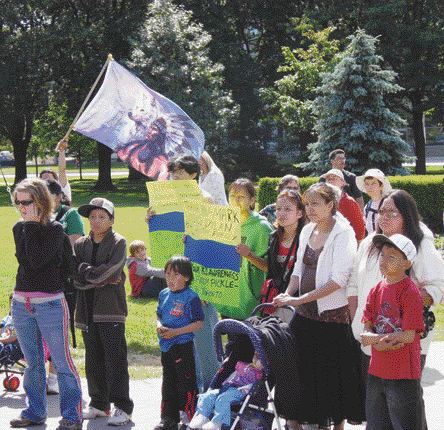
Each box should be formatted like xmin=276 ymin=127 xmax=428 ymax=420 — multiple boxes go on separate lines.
xmin=305 ymin=29 xmax=408 ymax=175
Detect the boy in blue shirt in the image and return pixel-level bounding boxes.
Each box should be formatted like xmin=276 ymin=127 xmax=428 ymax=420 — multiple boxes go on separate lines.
xmin=154 ymin=256 xmax=204 ymax=430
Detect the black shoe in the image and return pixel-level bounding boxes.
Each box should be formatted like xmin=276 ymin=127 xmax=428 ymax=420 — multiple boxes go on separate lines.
xmin=153 ymin=418 xmax=179 ymax=430
xmin=10 ymin=416 xmax=45 ymax=428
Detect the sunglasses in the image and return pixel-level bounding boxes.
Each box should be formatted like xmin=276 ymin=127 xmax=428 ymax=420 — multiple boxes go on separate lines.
xmin=14 ymin=199 xmax=34 ymax=206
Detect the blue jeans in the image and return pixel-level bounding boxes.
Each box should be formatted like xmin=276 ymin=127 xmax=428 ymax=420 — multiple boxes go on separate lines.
xmin=197 ymin=387 xmax=246 ymax=426
xmin=12 ymin=297 xmax=82 ymax=423
xmin=194 ymin=303 xmax=220 ymax=392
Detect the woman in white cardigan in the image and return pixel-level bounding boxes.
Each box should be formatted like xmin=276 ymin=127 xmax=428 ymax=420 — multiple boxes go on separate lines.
xmin=273 ymin=183 xmax=364 ymax=430
xmin=348 ymin=189 xmax=444 ymax=430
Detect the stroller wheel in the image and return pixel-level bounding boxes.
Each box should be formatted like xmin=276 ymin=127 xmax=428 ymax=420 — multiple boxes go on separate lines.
xmin=4 ymin=375 xmax=20 ymax=391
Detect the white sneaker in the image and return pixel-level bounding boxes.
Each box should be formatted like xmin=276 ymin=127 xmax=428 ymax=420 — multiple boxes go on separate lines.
xmin=46 ymin=374 xmax=59 ymax=395
xmin=189 ymin=413 xmax=210 ymax=429
xmin=108 ymin=408 xmax=132 ymax=426
xmin=202 ymin=421 xmax=222 ymax=430
xmin=82 ymin=406 xmax=110 ymax=420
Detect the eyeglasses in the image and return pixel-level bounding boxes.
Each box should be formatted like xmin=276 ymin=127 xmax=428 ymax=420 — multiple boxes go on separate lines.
xmin=14 ymin=199 xmax=34 ymax=206
xmin=378 ymin=209 xmax=400 ymax=219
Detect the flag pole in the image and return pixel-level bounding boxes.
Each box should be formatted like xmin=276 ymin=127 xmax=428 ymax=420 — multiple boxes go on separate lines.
xmin=62 ymin=53 xmax=114 ymax=141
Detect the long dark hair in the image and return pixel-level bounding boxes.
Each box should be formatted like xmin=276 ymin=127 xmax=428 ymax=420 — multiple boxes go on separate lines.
xmin=275 ymin=189 xmax=306 ymax=242
xmin=377 ymin=189 xmax=424 ymax=250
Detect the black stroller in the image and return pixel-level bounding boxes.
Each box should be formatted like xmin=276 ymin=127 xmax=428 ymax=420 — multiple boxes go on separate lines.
xmin=0 ymin=341 xmax=25 ymax=391
xmin=209 ymin=304 xmax=297 ymax=430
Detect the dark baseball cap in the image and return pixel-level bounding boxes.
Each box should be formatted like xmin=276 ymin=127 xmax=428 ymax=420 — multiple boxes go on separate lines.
xmin=78 ymin=197 xmax=115 ymax=218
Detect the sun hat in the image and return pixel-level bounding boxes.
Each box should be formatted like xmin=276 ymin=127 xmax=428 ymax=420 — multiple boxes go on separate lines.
xmin=78 ymin=197 xmax=114 ymax=218
xmin=321 ymin=168 xmax=345 ymax=181
xmin=356 ymin=168 xmax=392 ymax=195
xmin=373 ymin=233 xmax=417 ymax=262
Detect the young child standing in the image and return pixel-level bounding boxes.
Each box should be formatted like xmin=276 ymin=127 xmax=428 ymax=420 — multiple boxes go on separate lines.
xmin=361 ymin=234 xmax=424 ymax=430
xmin=154 ymin=256 xmax=204 ymax=430
xmin=127 ymin=240 xmax=165 ymax=298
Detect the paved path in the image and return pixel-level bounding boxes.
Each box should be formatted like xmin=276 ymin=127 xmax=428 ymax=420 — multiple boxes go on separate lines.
xmin=1 ymin=342 xmax=444 ymax=429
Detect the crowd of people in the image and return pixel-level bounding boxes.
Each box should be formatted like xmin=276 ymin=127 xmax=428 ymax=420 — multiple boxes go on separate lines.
xmin=4 ymin=143 xmax=443 ymax=430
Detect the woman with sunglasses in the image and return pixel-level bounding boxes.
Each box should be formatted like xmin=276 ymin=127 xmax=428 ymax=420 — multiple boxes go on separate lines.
xmin=10 ymin=178 xmax=82 ymax=430
xmin=348 ymin=189 xmax=444 ymax=429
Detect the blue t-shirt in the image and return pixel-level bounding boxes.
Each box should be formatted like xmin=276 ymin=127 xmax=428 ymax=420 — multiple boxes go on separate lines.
xmin=157 ymin=286 xmax=204 ymax=352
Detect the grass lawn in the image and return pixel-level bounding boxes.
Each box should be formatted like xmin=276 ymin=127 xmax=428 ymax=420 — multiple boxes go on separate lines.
xmin=0 ymin=179 xmax=161 ymax=378
xmin=1 ymin=178 xmax=443 ymax=379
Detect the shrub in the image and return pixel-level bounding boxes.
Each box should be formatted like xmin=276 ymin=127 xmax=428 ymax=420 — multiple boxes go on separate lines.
xmin=258 ymin=175 xmax=444 ymax=233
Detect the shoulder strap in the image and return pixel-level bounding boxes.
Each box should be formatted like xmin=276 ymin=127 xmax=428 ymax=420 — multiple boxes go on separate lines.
xmin=55 ymin=205 xmax=70 ymax=222
xmin=281 ymin=233 xmax=299 ymax=284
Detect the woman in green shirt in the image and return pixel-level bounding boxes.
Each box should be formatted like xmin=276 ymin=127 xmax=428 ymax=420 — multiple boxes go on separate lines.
xmin=219 ymin=178 xmax=273 ymax=320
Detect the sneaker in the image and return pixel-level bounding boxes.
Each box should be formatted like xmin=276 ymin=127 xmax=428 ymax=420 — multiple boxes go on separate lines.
xmin=82 ymin=406 xmax=110 ymax=420
xmin=10 ymin=416 xmax=45 ymax=428
xmin=153 ymin=418 xmax=179 ymax=430
xmin=189 ymin=413 xmax=210 ymax=429
xmin=108 ymin=408 xmax=132 ymax=426
xmin=202 ymin=422 xmax=222 ymax=430
xmin=56 ymin=418 xmax=83 ymax=430
xmin=46 ymin=374 xmax=59 ymax=395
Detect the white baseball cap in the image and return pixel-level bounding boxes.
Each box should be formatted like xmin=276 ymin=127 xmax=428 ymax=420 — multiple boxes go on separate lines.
xmin=373 ymin=233 xmax=417 ymax=262
xmin=78 ymin=197 xmax=115 ymax=218
xmin=356 ymin=168 xmax=392 ymax=195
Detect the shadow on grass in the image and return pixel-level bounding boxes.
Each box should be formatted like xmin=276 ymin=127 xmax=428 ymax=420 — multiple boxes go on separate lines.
xmin=127 ymin=341 xmax=161 ymax=356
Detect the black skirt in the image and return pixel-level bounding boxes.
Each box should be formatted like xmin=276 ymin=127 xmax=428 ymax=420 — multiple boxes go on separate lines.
xmin=287 ymin=314 xmax=365 ymax=426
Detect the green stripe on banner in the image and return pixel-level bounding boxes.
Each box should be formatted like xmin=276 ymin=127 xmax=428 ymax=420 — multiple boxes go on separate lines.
xmin=191 ymin=262 xmax=240 ymax=313
xmin=150 ymin=230 xmax=185 ymax=267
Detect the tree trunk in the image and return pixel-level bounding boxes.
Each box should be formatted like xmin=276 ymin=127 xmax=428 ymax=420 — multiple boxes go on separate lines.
xmin=93 ymin=143 xmax=116 ymax=191
xmin=128 ymin=165 xmax=149 ymax=181
xmin=411 ymin=95 xmax=426 ymax=174
xmin=10 ymin=116 xmax=32 ymax=184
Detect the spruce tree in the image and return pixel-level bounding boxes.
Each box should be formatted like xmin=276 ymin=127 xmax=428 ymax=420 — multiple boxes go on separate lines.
xmin=305 ymin=29 xmax=409 ymax=175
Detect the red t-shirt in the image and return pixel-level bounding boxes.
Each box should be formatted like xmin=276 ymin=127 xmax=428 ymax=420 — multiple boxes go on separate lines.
xmin=362 ymin=277 xmax=424 ymax=379
xmin=128 ymin=261 xmax=145 ymax=297
xmin=277 ymin=241 xmax=297 ymax=272
xmin=339 ymin=192 xmax=365 ymax=241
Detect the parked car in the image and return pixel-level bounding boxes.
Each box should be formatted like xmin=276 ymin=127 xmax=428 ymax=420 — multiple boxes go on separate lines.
xmin=0 ymin=151 xmax=15 ymax=166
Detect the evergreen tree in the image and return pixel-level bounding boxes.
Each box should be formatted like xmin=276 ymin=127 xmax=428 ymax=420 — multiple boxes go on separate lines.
xmin=129 ymin=0 xmax=238 ymax=165
xmin=305 ymin=29 xmax=409 ymax=175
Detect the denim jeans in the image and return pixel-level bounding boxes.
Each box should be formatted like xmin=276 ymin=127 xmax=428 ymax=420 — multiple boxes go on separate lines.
xmin=366 ymin=374 xmax=421 ymax=430
xmin=197 ymin=387 xmax=246 ymax=426
xmin=194 ymin=303 xmax=220 ymax=392
xmin=12 ymin=297 xmax=82 ymax=423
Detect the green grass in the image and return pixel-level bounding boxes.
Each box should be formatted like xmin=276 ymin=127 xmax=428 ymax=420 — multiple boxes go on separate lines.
xmin=0 ymin=179 xmax=161 ymax=378
xmin=0 ymin=162 xmax=129 ymax=176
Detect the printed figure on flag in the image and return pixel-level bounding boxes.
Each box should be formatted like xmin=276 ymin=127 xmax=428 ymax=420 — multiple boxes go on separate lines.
xmin=74 ymin=59 xmax=205 ymax=179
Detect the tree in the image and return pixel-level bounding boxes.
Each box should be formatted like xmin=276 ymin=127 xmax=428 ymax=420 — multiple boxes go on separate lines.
xmin=305 ymin=30 xmax=409 ymax=175
xmin=175 ymin=0 xmax=309 ymax=176
xmin=31 ymin=101 xmax=97 ymax=179
xmin=305 ymin=0 xmax=444 ymax=174
xmin=261 ymin=19 xmax=341 ymax=158
xmin=129 ymin=0 xmax=238 ymax=172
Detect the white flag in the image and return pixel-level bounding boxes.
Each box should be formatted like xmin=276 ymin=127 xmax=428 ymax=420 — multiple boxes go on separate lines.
xmin=74 ymin=60 xmax=205 ymax=179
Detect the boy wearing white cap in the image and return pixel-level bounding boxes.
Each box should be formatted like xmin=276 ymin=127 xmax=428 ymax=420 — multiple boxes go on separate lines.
xmin=356 ymin=168 xmax=392 ymax=234
xmin=361 ymin=234 xmax=424 ymax=430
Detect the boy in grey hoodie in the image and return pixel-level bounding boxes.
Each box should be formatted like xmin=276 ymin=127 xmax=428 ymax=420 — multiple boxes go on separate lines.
xmin=127 ymin=240 xmax=165 ymax=298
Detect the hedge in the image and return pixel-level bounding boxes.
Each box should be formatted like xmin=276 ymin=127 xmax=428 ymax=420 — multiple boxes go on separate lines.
xmin=257 ymin=175 xmax=444 ymax=233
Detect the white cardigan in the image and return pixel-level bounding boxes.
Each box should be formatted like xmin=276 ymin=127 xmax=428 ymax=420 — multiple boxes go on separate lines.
xmin=347 ymin=223 xmax=444 ymax=356
xmin=292 ymin=215 xmax=357 ymax=315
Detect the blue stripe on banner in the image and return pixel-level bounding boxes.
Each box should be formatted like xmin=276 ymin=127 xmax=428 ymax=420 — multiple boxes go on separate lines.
xmin=184 ymin=236 xmax=241 ymax=272
xmin=149 ymin=212 xmax=185 ymax=232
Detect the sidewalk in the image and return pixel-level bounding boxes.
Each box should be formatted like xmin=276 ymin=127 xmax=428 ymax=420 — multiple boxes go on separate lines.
xmin=1 ymin=342 xmax=443 ymax=429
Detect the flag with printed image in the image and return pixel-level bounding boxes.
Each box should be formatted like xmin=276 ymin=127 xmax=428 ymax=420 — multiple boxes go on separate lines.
xmin=74 ymin=60 xmax=205 ymax=179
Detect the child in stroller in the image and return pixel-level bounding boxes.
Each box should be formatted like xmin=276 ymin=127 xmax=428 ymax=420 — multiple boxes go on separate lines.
xmin=0 ymin=295 xmax=24 ymax=391
xmin=189 ymin=304 xmax=290 ymax=430
xmin=189 ymin=352 xmax=263 ymax=430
